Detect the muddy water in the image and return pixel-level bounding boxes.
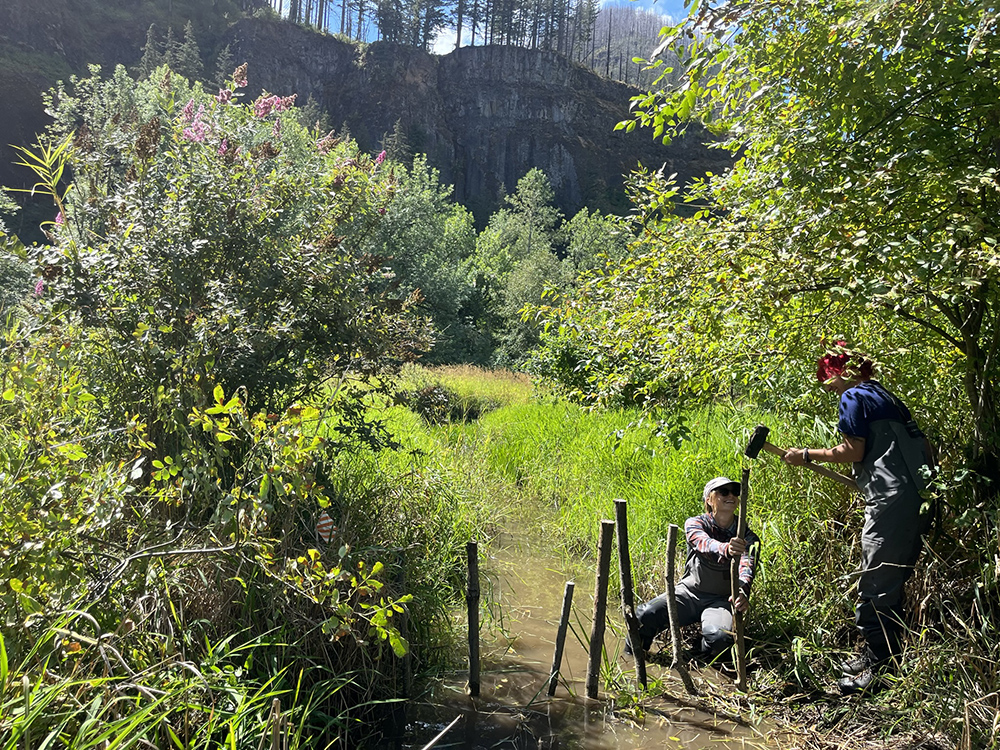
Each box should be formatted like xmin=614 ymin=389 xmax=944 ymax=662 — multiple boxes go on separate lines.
xmin=397 ymin=531 xmax=780 ymax=750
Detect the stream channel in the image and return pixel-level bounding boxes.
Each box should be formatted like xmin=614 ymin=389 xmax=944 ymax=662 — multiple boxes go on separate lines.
xmin=392 ymin=528 xmax=785 ymax=749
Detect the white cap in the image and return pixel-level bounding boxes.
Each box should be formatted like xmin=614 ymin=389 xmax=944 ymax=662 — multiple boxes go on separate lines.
xmin=703 ymin=476 xmax=740 ymax=501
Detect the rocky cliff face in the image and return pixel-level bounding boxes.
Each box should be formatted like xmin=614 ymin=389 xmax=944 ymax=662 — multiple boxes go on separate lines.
xmin=225 ymin=18 xmax=728 ymax=221
xmin=1 ymin=8 xmax=729 ymax=229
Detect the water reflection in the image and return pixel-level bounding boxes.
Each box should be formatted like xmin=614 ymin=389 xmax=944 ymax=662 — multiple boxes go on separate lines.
xmin=395 ymin=531 xmax=778 ymax=749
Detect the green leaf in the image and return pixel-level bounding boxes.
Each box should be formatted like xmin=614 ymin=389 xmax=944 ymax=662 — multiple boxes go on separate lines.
xmin=18 ymin=593 xmax=43 ymax=614
xmin=0 ymin=630 xmax=7 ymax=693
xmin=166 ymin=725 xmax=185 ymax=750
xmin=388 ymin=630 xmax=408 ymax=657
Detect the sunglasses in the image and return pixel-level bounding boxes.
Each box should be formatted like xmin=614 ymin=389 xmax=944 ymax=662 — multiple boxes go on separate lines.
xmin=715 ymin=486 xmax=741 ymax=497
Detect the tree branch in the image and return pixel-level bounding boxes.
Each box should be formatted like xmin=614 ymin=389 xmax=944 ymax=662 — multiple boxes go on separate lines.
xmin=90 ymin=537 xmax=237 ymax=603
xmin=885 ymin=301 xmax=964 ymax=351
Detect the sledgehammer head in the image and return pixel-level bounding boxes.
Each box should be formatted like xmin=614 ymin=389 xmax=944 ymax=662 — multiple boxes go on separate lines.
xmin=744 ymin=424 xmax=771 ymax=459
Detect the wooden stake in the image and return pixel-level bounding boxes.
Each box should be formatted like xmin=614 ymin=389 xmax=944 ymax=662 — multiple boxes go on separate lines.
xmin=418 ymin=714 xmax=462 ymax=750
xmin=731 ymin=468 xmax=750 ymax=692
xmin=666 ymin=523 xmax=697 ymax=695
xmin=547 ymin=581 xmax=575 ymax=696
xmin=271 ymin=698 xmax=281 ymax=750
xmin=614 ymin=498 xmax=647 ymax=690
xmin=467 ymin=540 xmax=481 ymax=697
xmin=392 ymin=550 xmax=411 ymax=743
xmin=22 ymin=676 xmax=30 ymax=750
xmin=396 ymin=551 xmax=413 ymax=699
xmin=586 ymin=519 xmax=615 ymax=699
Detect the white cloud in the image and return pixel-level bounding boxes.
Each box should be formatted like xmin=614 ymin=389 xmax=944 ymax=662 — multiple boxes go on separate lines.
xmin=431 ymin=26 xmax=474 ymax=55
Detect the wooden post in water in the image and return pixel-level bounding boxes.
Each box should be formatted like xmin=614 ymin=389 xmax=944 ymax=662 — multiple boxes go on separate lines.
xmin=731 ymin=468 xmax=750 ymax=692
xmin=467 ymin=540 xmax=480 ymax=697
xmin=614 ymin=498 xmax=647 ymax=690
xmin=666 ymin=523 xmax=697 ymax=695
xmin=397 ymin=553 xmax=413 ymax=699
xmin=586 ymin=519 xmax=615 ymax=700
xmin=547 ymin=580 xmax=575 ymax=696
xmin=391 ymin=550 xmax=412 ymax=744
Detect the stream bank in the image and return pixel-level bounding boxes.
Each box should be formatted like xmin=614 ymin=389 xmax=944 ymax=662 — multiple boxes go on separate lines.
xmin=390 ymin=528 xmax=783 ymax=749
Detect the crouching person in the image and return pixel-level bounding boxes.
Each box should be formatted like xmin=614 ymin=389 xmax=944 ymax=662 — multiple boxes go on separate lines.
xmin=634 ymin=477 xmax=760 ymax=659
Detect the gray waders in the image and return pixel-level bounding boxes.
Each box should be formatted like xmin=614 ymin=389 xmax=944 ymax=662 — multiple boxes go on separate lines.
xmin=853 ymin=418 xmax=930 ymax=664
xmin=636 ymin=531 xmax=745 ymax=655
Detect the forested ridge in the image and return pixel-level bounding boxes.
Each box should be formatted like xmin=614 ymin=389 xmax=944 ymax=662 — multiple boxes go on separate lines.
xmin=0 ymin=0 xmax=702 ymax=220
xmin=269 ymin=0 xmax=678 ymax=87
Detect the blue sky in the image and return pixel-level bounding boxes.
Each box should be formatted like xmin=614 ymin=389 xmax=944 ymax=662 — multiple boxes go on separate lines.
xmin=432 ymin=0 xmax=691 ymax=54
xmin=626 ymin=0 xmax=690 ymax=24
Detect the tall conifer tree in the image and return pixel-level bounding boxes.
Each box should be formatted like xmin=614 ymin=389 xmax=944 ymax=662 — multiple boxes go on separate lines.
xmin=175 ymin=21 xmax=204 ymax=81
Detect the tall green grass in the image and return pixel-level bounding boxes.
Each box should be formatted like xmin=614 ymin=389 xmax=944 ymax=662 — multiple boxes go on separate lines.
xmin=0 ymin=614 xmax=307 ymax=750
xmin=391 ymin=365 xmax=999 ymax=748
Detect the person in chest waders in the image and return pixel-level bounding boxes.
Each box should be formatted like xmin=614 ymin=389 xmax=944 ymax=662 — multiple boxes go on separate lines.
xmin=633 ymin=477 xmax=760 ymax=661
xmin=784 ymin=343 xmax=934 ymax=695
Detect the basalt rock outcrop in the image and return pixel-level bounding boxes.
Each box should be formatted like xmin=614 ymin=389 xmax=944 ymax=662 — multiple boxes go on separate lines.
xmin=1 ymin=8 xmax=729 ymax=228
xmin=224 ymin=18 xmax=729 ymax=221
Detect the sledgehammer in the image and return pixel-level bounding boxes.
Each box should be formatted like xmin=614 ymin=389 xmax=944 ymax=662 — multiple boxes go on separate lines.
xmin=744 ymin=424 xmax=859 ymax=491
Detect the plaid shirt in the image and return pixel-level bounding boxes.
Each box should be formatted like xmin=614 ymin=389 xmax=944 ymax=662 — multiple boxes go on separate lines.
xmin=684 ymin=513 xmax=760 ymax=592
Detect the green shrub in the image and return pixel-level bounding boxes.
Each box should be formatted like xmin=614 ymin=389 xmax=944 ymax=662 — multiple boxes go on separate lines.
xmin=394 ymin=364 xmax=532 ymax=424
xmin=16 ymin=63 xmax=429 ymax=454
xmin=0 ymin=321 xmax=488 ymax=747
xmin=0 ymin=64 xmax=490 ymax=749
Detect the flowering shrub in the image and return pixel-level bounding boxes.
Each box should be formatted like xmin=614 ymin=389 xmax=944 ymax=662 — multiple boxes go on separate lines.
xmin=0 ymin=63 xmax=477 ymax=747
xmin=26 ymin=63 xmax=429 ymax=454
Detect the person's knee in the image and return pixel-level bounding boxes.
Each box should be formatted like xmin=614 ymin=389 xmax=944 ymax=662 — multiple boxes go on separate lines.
xmin=702 ymin=623 xmax=734 ymax=654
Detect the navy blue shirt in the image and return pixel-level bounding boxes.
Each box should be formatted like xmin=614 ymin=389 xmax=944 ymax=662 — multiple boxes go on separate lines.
xmin=838 ymin=380 xmax=911 ymax=440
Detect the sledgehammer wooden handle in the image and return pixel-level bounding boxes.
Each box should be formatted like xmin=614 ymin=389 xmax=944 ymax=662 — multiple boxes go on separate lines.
xmin=758 ymin=441 xmax=859 ymax=491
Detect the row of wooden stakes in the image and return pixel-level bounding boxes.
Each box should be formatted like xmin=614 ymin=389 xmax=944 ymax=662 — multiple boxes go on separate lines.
xmin=465 ymin=476 xmax=753 ymax=701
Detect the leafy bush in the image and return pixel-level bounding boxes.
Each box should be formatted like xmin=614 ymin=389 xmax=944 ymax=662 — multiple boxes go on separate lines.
xmin=0 ymin=193 xmax=30 ymax=317
xmin=0 ymin=64 xmax=489 ymax=748
xmin=394 ymin=366 xmax=507 ymax=424
xmin=359 ymin=155 xmax=487 ymax=364
xmin=0 ymin=317 xmax=487 ymax=747
xmin=17 ymin=63 xmax=429 ymax=455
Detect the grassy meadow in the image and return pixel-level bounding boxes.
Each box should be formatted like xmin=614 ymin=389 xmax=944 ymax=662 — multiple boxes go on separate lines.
xmin=0 ymin=356 xmax=991 ymax=749
xmin=386 ymin=365 xmax=998 ymax=748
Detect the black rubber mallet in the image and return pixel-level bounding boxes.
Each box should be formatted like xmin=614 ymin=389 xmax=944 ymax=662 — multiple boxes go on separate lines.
xmin=744 ymin=424 xmax=858 ymax=491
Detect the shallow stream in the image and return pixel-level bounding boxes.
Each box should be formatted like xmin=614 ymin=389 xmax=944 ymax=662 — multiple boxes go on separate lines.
xmin=393 ymin=530 xmax=783 ymax=749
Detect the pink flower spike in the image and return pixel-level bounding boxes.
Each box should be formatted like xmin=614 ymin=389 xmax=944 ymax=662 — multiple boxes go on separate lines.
xmin=182 ymin=106 xmax=209 ymax=143
xmin=181 ymin=98 xmax=196 ymax=123
xmin=55 ymin=211 xmax=64 ymax=225
xmin=218 ymin=138 xmax=229 ymax=155
xmin=33 ymin=279 xmax=44 ymax=297
xmin=216 ymin=89 xmax=233 ymax=104
xmin=375 ymin=150 xmax=386 ymax=165
xmin=254 ymin=96 xmax=276 ymax=118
